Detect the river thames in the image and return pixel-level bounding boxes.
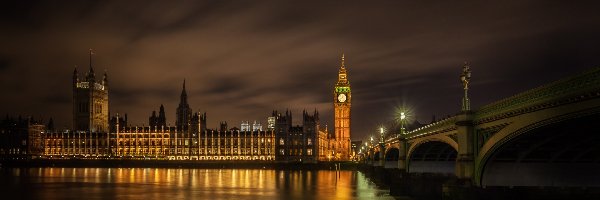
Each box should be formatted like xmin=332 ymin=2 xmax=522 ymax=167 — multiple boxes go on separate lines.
xmin=0 ymin=168 xmax=395 ymax=200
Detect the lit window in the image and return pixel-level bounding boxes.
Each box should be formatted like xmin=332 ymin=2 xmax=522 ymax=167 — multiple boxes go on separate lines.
xmin=279 ymin=138 xmax=284 ymax=145
xmin=307 ymin=149 xmax=312 ymax=156
xmin=280 ymin=149 xmax=285 ymax=155
xmin=307 ymin=138 xmax=312 ymax=145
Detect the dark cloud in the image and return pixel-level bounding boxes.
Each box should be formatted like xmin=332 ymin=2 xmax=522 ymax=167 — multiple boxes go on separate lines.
xmin=0 ymin=58 xmax=10 ymax=71
xmin=1 ymin=1 xmax=600 ymax=140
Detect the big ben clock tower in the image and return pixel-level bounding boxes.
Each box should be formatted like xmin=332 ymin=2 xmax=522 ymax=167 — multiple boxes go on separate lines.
xmin=334 ymin=54 xmax=351 ymax=160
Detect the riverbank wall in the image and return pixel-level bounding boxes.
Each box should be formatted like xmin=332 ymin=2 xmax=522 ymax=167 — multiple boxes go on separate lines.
xmin=0 ymin=159 xmax=359 ymax=170
xmin=358 ymin=164 xmax=600 ymax=200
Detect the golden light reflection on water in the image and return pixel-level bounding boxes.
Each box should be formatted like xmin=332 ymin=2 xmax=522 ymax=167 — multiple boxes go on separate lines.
xmin=2 ymin=168 xmax=393 ymax=200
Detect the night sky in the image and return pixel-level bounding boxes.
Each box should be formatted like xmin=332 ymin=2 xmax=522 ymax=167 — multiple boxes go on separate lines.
xmin=1 ymin=1 xmax=599 ymax=141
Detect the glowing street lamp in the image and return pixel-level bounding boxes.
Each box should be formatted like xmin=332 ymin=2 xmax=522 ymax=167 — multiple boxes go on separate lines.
xmin=379 ymin=127 xmax=385 ymax=144
xmin=394 ymin=106 xmax=410 ymax=135
xmin=399 ymin=111 xmax=407 ymax=135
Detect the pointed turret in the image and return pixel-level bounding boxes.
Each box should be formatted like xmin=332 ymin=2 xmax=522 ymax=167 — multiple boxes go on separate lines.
xmin=181 ymin=79 xmax=187 ymax=97
xmin=47 ymin=117 xmax=55 ymax=131
xmin=73 ymin=66 xmax=79 ymax=85
xmin=86 ymin=49 xmax=96 ymax=82
xmin=102 ymin=70 xmax=108 ymax=86
xmin=158 ymin=104 xmax=166 ymax=127
xmin=149 ymin=110 xmax=157 ymax=128
xmin=200 ymin=112 xmax=207 ymax=132
xmin=159 ymin=104 xmax=165 ymax=118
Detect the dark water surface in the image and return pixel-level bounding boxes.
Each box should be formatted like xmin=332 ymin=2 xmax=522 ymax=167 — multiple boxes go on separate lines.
xmin=0 ymin=168 xmax=394 ymax=200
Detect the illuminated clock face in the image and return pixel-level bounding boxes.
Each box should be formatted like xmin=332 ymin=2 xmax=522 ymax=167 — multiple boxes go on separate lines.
xmin=338 ymin=93 xmax=347 ymax=102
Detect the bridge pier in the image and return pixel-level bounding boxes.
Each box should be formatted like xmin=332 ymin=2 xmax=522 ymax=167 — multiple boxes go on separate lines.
xmin=397 ymin=138 xmax=407 ymax=171
xmin=455 ymin=111 xmax=474 ymax=183
xmin=378 ymin=143 xmax=385 ymax=167
xmin=367 ymin=149 xmax=375 ymax=166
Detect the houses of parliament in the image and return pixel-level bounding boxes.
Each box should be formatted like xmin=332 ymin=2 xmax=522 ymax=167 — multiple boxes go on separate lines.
xmin=0 ymin=53 xmax=353 ymax=162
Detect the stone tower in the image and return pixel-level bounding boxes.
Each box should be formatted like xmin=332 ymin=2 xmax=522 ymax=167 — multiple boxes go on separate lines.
xmin=333 ymin=54 xmax=351 ymax=160
xmin=72 ymin=49 xmax=109 ymax=132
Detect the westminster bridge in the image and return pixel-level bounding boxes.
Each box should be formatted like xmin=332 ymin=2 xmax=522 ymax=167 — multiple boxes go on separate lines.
xmin=363 ymin=67 xmax=600 ymax=188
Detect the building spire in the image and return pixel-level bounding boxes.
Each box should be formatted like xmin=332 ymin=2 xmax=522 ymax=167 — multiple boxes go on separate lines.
xmin=73 ymin=65 xmax=79 ymax=84
xmin=181 ymin=79 xmax=187 ymax=97
xmin=341 ymin=53 xmax=345 ymax=69
xmin=178 ymin=79 xmax=189 ymax=110
xmin=89 ymin=48 xmax=95 ymax=74
xmin=337 ymin=53 xmax=348 ymax=85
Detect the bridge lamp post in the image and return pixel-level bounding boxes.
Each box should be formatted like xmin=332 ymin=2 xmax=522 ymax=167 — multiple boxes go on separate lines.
xmin=460 ymin=62 xmax=472 ymax=111
xmin=366 ymin=138 xmax=374 ymax=163
xmin=362 ymin=143 xmax=368 ymax=162
xmin=378 ymin=127 xmax=386 ymax=167
xmin=400 ymin=112 xmax=406 ymax=135
xmin=379 ymin=127 xmax=385 ymax=143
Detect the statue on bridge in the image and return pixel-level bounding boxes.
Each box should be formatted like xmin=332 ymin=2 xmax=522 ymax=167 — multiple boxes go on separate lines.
xmin=460 ymin=62 xmax=472 ymax=111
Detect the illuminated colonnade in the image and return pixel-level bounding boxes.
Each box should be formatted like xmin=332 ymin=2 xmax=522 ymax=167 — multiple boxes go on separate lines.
xmin=43 ymin=128 xmax=276 ymax=161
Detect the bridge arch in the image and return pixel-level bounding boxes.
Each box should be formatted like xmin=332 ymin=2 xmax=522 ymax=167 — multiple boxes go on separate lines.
xmin=385 ymin=147 xmax=399 ymax=161
xmin=373 ymin=150 xmax=381 ymax=161
xmin=383 ymin=147 xmax=400 ymax=168
xmin=366 ymin=151 xmax=374 ymax=161
xmin=476 ymin=110 xmax=600 ymax=187
xmin=407 ymin=136 xmax=458 ymax=174
xmin=407 ymin=135 xmax=458 ymax=158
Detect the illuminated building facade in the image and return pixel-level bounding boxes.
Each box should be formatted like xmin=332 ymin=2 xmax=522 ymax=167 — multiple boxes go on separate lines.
xmin=3 ymin=52 xmax=341 ymax=162
xmin=241 ymin=121 xmax=251 ymax=131
xmin=267 ymin=117 xmax=276 ymax=130
xmin=241 ymin=121 xmax=263 ymax=131
xmin=112 ymin=118 xmax=275 ymax=161
xmin=317 ymin=127 xmax=331 ymax=161
xmin=252 ymin=121 xmax=262 ymax=131
xmin=0 ymin=116 xmax=45 ymax=158
xmin=274 ymin=110 xmax=319 ymax=163
xmin=42 ymin=75 xmax=276 ymax=161
xmin=72 ymin=50 xmax=109 ymax=133
xmin=333 ymin=54 xmax=352 ymax=160
xmin=43 ymin=123 xmax=276 ymax=161
xmin=43 ymin=130 xmax=110 ymax=157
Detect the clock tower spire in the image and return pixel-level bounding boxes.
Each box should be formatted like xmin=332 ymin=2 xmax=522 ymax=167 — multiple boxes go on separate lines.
xmin=337 ymin=53 xmax=348 ymax=85
xmin=333 ymin=53 xmax=351 ymax=161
